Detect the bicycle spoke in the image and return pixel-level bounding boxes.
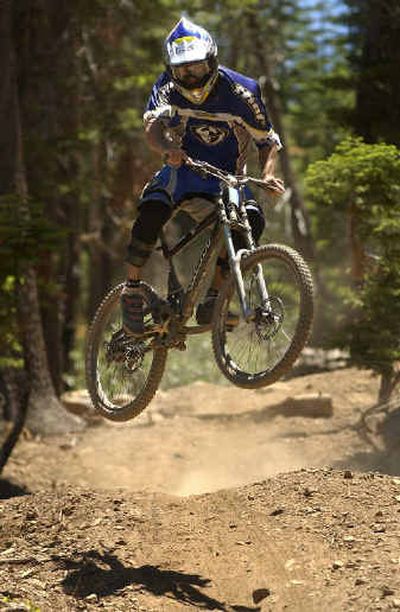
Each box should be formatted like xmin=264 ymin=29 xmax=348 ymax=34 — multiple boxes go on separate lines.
xmin=214 ymin=248 xmax=309 ymax=381
xmin=86 ymin=284 xmax=167 ymax=421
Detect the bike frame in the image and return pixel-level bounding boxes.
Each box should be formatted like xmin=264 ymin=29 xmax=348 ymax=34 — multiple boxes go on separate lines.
xmin=157 ymin=165 xmax=271 ymax=340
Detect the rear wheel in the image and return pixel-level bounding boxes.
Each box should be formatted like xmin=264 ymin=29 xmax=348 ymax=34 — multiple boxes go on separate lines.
xmin=85 ymin=283 xmax=167 ymax=421
xmin=212 ymin=245 xmax=314 ymax=388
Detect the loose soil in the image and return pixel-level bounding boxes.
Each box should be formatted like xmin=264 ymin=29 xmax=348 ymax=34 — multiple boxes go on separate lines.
xmin=1 ymin=368 xmax=400 ymax=611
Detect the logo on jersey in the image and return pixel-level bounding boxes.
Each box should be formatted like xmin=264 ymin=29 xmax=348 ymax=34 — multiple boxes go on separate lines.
xmin=191 ymin=124 xmax=228 ymax=145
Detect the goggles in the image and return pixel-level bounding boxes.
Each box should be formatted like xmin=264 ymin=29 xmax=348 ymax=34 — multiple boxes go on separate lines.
xmin=171 ymin=60 xmax=210 ymax=83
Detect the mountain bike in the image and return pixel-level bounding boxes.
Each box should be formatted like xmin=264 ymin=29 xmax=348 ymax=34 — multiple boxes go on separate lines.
xmin=85 ymin=158 xmax=314 ymax=421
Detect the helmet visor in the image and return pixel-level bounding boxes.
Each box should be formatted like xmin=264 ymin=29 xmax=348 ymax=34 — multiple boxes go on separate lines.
xmin=171 ymin=60 xmax=211 ymax=89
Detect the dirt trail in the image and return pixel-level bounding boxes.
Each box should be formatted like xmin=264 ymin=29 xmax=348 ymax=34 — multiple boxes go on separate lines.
xmin=1 ymin=368 xmax=400 ymax=611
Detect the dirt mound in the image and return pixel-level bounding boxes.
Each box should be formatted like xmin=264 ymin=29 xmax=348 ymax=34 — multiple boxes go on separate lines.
xmin=1 ymin=368 xmax=400 ymax=610
xmin=1 ymin=470 xmax=400 ymax=611
xmin=3 ymin=368 xmax=392 ymax=498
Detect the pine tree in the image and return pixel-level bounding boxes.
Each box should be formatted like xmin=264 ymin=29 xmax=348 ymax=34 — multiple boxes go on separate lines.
xmin=305 ymin=138 xmax=400 ymax=400
xmin=344 ymin=0 xmax=400 ymax=144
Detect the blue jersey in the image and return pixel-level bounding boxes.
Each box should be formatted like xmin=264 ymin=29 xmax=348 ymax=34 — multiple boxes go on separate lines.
xmin=144 ymin=66 xmax=281 ymax=175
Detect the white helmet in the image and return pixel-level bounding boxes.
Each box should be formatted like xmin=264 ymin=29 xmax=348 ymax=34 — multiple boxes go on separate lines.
xmin=164 ymin=17 xmax=218 ymax=104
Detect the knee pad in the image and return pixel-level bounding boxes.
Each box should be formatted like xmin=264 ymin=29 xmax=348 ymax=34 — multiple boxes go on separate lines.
xmin=126 ymin=200 xmax=172 ymax=267
xmin=247 ymin=204 xmax=265 ymax=243
xmin=133 ymin=200 xmax=172 ymax=242
xmin=231 ymin=205 xmax=265 ymax=253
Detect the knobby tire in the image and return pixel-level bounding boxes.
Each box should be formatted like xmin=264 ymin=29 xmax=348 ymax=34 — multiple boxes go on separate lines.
xmin=212 ymin=244 xmax=314 ymax=388
xmin=85 ymin=283 xmax=167 ymax=421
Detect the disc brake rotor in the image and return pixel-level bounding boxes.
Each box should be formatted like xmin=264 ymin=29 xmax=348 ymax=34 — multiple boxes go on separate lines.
xmin=254 ymin=296 xmax=284 ymax=340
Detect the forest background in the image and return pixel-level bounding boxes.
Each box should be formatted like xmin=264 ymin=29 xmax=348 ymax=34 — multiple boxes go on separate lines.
xmin=0 ymin=0 xmax=399 ymax=438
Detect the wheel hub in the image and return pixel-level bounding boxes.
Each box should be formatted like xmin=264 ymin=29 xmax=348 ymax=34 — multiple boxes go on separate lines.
xmin=105 ymin=331 xmax=146 ymax=372
xmin=254 ymin=296 xmax=284 ymax=340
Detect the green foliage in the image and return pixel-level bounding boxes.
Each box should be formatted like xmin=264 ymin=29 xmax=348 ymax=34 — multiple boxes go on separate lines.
xmin=0 ymin=195 xmax=64 ymax=275
xmin=0 ymin=276 xmax=22 ymax=366
xmin=0 ymin=195 xmax=63 ymax=362
xmin=0 ymin=595 xmax=41 ymax=612
xmin=306 ymin=137 xmax=400 ymax=247
xmin=161 ymin=333 xmax=227 ymax=389
xmin=305 ymin=137 xmax=400 ymax=384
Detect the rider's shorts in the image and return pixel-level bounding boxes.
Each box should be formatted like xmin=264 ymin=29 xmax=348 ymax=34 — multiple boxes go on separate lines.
xmin=127 ymin=165 xmax=265 ymax=267
xmin=140 ymin=165 xmax=255 ymax=211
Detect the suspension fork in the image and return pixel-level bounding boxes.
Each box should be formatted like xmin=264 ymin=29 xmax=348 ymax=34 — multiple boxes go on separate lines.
xmin=240 ymin=194 xmax=271 ymax=309
xmin=223 ymin=187 xmax=271 ymax=319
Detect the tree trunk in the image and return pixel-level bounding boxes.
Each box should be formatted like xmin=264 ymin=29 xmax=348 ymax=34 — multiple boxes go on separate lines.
xmin=6 ymin=3 xmax=83 ymax=435
xmin=15 ymin=112 xmax=83 ymax=435
xmin=0 ymin=391 xmax=28 ymax=475
xmin=353 ymin=0 xmax=400 ymax=146
xmin=347 ymin=201 xmax=366 ymax=285
xmin=0 ymin=0 xmax=17 ymax=194
xmin=245 ymin=11 xmax=317 ymax=264
xmin=87 ymin=142 xmax=113 ymax=320
xmin=378 ymin=371 xmax=394 ymax=404
xmin=378 ymin=369 xmax=400 ymax=404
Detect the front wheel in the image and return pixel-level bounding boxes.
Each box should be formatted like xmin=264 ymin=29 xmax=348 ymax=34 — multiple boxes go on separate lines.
xmin=85 ymin=283 xmax=167 ymax=421
xmin=212 ymin=244 xmax=314 ymax=388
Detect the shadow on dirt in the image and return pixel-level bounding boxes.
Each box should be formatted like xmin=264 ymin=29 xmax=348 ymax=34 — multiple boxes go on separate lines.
xmin=59 ymin=550 xmax=260 ymax=610
xmin=0 ymin=478 xmax=29 ymax=500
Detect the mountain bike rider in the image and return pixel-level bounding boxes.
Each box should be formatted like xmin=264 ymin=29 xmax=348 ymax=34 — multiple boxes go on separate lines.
xmin=121 ymin=16 xmax=285 ymax=335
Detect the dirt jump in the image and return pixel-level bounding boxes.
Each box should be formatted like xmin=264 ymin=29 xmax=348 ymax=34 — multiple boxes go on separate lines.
xmin=1 ymin=367 xmax=400 ymax=611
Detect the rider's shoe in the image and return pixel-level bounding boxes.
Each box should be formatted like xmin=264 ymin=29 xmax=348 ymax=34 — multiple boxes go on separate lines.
xmin=120 ymin=280 xmax=145 ymax=336
xmin=196 ymin=288 xmax=239 ymax=327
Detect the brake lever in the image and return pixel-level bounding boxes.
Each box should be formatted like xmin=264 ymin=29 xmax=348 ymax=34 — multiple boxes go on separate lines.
xmin=250 ymin=177 xmax=285 ymax=193
xmin=185 ymin=157 xmax=209 ymax=179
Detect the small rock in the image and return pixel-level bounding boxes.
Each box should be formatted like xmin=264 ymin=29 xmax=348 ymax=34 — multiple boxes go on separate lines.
xmin=355 ymin=577 xmax=367 ymax=586
xmin=382 ymin=586 xmax=395 ymax=597
xmin=252 ymin=588 xmax=271 ymax=604
xmin=391 ymin=599 xmax=400 ymax=608
xmin=270 ymin=507 xmax=284 ymax=516
xmin=285 ymin=558 xmax=296 ymax=570
xmin=332 ymin=560 xmax=344 ymax=570
xmin=85 ymin=593 xmax=98 ymax=601
xmin=344 ymin=470 xmax=353 ymax=480
xmin=59 ymin=438 xmax=77 ymax=450
xmin=344 ymin=535 xmax=355 ymax=542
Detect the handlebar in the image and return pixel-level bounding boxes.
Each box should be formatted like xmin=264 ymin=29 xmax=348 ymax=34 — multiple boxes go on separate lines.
xmin=184 ymin=157 xmax=282 ymax=192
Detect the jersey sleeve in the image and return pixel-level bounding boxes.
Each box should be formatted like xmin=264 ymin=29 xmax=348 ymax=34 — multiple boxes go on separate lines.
xmin=231 ymin=79 xmax=282 ymax=150
xmin=253 ymin=85 xmax=282 ymax=150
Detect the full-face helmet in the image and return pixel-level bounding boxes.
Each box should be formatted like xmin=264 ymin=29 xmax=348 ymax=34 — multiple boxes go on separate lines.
xmin=164 ymin=17 xmax=218 ymax=104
